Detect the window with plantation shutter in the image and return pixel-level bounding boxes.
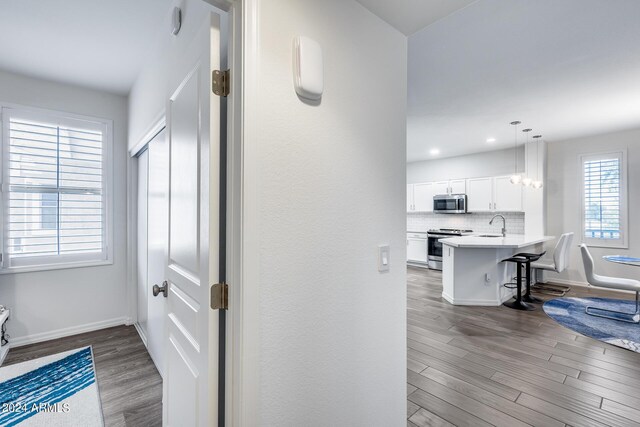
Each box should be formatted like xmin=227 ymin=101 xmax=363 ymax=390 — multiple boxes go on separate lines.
xmin=581 ymin=151 xmax=628 ymax=249
xmin=1 ymin=106 xmax=112 ymax=271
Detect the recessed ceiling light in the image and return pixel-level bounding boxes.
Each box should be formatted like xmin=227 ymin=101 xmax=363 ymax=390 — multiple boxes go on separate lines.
xmin=430 ymin=148 xmax=440 ymax=156
xmin=486 ymin=138 xmax=496 ymax=143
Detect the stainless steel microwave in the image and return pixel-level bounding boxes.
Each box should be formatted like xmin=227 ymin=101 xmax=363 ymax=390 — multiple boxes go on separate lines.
xmin=433 ymin=194 xmax=467 ymax=214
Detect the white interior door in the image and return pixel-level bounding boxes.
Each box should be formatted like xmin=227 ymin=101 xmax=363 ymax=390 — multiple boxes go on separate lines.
xmin=137 ymin=149 xmax=149 ymax=337
xmin=147 ymin=129 xmax=168 ymax=376
xmin=163 ymin=12 xmax=221 ymax=427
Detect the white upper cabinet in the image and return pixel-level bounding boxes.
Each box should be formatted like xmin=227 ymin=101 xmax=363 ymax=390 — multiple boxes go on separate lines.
xmin=408 ymin=176 xmax=523 ymax=214
xmin=433 ymin=181 xmax=450 ymax=196
xmin=493 ymin=176 xmax=523 ymax=212
xmin=449 ymin=179 xmax=466 ymax=194
xmin=413 ymin=182 xmax=434 ymax=212
xmin=466 ymin=177 xmax=493 ymax=212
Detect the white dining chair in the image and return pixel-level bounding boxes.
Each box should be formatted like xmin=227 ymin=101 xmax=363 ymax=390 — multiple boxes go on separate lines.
xmin=530 ymin=232 xmax=574 ymax=295
xmin=580 ymin=244 xmax=640 ymax=323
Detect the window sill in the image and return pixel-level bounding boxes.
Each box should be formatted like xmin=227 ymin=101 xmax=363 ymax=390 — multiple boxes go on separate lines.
xmin=0 ymin=259 xmax=113 ymax=275
xmin=582 ymin=240 xmax=629 ymax=250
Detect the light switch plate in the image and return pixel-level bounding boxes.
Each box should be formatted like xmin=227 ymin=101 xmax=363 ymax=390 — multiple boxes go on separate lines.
xmin=378 ymin=245 xmax=390 ymax=272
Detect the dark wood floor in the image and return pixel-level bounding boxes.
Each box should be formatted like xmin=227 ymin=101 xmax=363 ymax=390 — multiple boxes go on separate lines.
xmin=5 ymin=325 xmax=162 ymax=427
xmin=407 ymin=266 xmax=640 ymax=427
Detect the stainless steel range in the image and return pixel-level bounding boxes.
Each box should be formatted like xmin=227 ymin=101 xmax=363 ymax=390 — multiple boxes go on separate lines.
xmin=427 ymin=228 xmax=473 ymax=270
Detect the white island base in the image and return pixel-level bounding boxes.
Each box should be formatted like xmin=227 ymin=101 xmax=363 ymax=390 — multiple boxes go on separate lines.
xmin=441 ymin=235 xmax=554 ymax=306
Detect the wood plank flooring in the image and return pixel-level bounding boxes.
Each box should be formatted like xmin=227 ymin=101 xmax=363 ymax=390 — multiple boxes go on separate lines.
xmin=407 ymin=266 xmax=640 ymax=427
xmin=4 ymin=325 xmax=161 ymax=427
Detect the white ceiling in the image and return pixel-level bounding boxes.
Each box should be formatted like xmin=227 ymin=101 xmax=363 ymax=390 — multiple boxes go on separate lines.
xmin=407 ymin=0 xmax=640 ymax=162
xmin=355 ymin=0 xmax=477 ymax=36
xmin=0 ymin=0 xmax=172 ymax=95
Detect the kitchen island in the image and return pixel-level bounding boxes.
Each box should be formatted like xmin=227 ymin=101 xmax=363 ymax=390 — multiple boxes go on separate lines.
xmin=441 ymin=235 xmax=554 ymax=306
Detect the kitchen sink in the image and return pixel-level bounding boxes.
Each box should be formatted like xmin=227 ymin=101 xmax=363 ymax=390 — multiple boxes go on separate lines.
xmin=477 ymin=234 xmax=502 ymax=238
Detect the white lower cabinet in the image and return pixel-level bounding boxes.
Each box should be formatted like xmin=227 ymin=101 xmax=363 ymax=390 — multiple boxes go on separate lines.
xmin=407 ymin=233 xmax=428 ymax=264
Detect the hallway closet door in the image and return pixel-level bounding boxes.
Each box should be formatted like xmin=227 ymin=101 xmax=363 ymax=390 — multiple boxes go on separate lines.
xmin=136 ymin=149 xmax=149 ymax=338
xmin=136 ymin=128 xmax=168 ymax=376
xmin=146 ymin=128 xmax=168 ymax=376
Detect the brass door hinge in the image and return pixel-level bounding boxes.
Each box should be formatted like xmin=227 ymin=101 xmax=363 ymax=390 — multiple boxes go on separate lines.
xmin=211 ymin=282 xmax=228 ymax=310
xmin=212 ymin=69 xmax=230 ymax=97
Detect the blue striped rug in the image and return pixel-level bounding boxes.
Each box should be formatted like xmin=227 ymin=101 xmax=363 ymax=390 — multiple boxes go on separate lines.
xmin=544 ymin=297 xmax=640 ymax=353
xmin=0 ymin=347 xmax=103 ymax=426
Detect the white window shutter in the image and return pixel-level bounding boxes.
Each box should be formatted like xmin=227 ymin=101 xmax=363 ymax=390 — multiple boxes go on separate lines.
xmin=2 ymin=107 xmax=110 ymax=270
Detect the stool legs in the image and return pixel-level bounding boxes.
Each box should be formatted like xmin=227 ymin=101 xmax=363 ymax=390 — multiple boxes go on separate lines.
xmin=504 ymin=262 xmax=536 ymax=311
xmin=522 ymin=261 xmax=544 ymax=304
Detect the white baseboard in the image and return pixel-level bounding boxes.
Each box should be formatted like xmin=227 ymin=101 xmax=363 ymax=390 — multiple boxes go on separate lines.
xmin=134 ymin=322 xmax=148 ymax=347
xmin=442 ymin=291 xmax=513 ymax=306
xmin=407 ymin=262 xmax=429 ymax=269
xmin=10 ymin=317 xmax=129 ymax=348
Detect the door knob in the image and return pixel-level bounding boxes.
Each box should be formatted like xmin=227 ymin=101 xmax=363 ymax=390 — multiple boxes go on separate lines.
xmin=153 ymin=281 xmax=168 ymax=298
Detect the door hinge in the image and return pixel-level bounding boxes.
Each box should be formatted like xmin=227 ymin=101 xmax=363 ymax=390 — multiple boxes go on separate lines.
xmin=212 ymin=69 xmax=230 ymax=97
xmin=211 ymin=282 xmax=229 ymax=310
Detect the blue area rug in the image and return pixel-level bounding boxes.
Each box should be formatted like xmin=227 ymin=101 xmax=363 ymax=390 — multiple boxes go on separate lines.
xmin=543 ymin=297 xmax=640 ymax=353
xmin=0 ymin=347 xmax=103 ymax=426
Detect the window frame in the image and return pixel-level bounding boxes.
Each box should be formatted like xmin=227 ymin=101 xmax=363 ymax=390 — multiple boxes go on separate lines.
xmin=579 ymin=149 xmax=628 ymax=249
xmin=0 ymin=103 xmax=114 ymax=274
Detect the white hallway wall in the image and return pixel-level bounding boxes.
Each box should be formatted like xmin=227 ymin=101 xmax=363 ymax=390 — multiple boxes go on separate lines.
xmin=128 ymin=0 xmax=228 ymax=151
xmin=242 ymin=0 xmax=407 ymax=424
xmin=546 ymin=127 xmax=640 ymax=284
xmin=0 ymin=70 xmax=128 ymax=344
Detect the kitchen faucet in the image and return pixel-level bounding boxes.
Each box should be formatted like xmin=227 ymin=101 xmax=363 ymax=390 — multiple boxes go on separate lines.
xmin=490 ymin=214 xmax=507 ymax=237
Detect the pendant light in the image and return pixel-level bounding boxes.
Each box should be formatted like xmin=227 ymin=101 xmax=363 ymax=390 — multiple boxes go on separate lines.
xmin=532 ymin=134 xmax=543 ymax=189
xmin=509 ymin=121 xmax=522 ymax=184
xmin=521 ymin=128 xmax=533 ymax=187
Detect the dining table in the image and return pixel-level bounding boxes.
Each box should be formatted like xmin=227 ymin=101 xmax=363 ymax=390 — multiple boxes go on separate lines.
xmin=603 ymin=255 xmax=640 ymax=267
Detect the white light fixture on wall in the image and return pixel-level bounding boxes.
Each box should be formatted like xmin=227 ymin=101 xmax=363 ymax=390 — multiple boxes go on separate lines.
xmin=532 ymin=134 xmax=543 ymax=189
xmin=521 ymin=128 xmax=533 ymax=187
xmin=509 ymin=121 xmax=522 ymax=184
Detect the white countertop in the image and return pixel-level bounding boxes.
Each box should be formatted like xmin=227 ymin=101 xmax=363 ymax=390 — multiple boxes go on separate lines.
xmin=441 ymin=234 xmax=554 ymax=249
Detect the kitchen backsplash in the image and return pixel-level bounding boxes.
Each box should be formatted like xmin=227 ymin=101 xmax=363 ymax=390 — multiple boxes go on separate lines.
xmin=408 ymin=212 xmax=525 ymax=235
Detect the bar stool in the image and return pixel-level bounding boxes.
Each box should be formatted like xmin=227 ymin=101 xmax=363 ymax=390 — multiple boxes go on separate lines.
xmin=501 ymin=254 xmax=536 ymax=311
xmin=502 ymin=252 xmax=544 ymax=311
xmin=514 ymin=251 xmax=547 ymax=304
